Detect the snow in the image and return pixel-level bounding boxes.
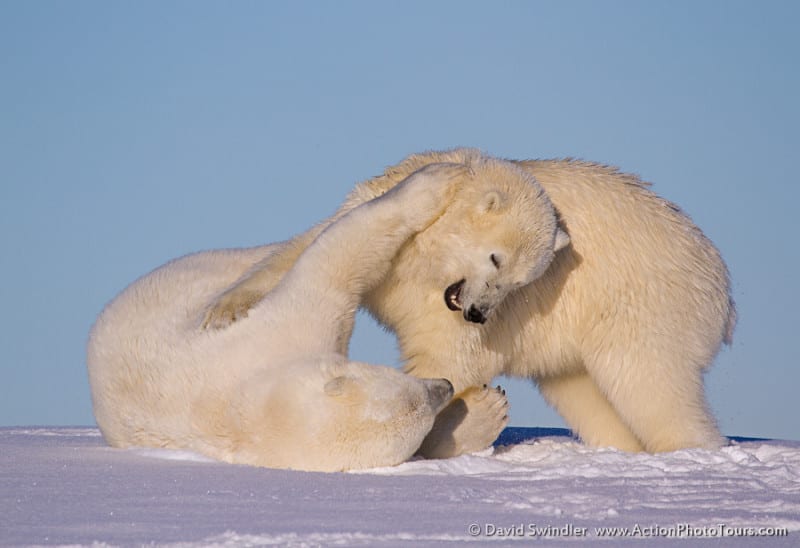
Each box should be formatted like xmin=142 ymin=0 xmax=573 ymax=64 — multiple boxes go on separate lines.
xmin=2 ymin=427 xmax=798 ymax=546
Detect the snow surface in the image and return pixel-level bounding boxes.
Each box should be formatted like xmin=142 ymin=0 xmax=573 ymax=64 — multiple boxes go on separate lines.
xmin=2 ymin=427 xmax=798 ymax=547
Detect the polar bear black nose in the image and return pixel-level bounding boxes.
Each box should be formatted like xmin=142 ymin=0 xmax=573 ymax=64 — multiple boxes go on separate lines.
xmin=465 ymin=305 xmax=487 ymax=324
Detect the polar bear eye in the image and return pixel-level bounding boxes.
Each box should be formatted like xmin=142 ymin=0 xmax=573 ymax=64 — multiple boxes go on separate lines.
xmin=490 ymin=253 xmax=501 ymax=269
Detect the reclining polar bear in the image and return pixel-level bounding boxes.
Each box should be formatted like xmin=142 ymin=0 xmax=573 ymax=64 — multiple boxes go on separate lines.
xmin=86 ymin=163 xmax=470 ymax=471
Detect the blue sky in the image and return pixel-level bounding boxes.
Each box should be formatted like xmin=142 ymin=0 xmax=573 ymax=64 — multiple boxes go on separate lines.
xmin=1 ymin=1 xmax=797 ymax=440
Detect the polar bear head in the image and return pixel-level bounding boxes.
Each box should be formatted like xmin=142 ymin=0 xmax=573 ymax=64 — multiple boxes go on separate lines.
xmin=362 ymin=149 xmax=569 ymax=326
xmin=232 ymin=358 xmax=453 ymax=471
xmin=432 ymin=159 xmax=570 ymax=324
xmin=316 ymin=362 xmax=454 ymax=468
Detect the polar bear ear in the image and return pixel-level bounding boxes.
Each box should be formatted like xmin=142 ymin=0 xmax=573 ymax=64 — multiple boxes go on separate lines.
xmin=554 ymin=227 xmax=571 ymax=252
xmin=324 ymin=376 xmax=356 ymax=397
xmin=480 ymin=190 xmax=508 ymax=213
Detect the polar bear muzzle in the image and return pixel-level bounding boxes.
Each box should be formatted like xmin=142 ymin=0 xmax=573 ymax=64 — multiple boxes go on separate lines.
xmin=444 ymin=279 xmax=489 ymax=324
xmin=465 ymin=305 xmax=488 ymax=324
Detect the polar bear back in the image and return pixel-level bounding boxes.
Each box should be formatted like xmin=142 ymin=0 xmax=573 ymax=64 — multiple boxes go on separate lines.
xmin=87 ymin=245 xmax=279 ymax=445
xmin=521 ymin=159 xmax=734 ymax=354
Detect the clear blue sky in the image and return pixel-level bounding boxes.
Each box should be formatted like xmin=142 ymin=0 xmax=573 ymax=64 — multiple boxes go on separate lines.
xmin=1 ymin=1 xmax=797 ymax=440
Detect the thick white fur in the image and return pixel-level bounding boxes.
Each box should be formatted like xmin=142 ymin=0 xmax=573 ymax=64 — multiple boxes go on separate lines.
xmin=86 ymin=163 xmax=468 ymax=471
xmin=203 ymin=149 xmax=736 ymax=455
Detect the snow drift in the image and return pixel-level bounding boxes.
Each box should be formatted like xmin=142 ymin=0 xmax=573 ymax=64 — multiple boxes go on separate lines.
xmin=1 ymin=427 xmax=798 ymax=546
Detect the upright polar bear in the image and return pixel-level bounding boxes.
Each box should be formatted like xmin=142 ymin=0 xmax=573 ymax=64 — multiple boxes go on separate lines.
xmin=86 ymin=163 xmax=472 ymax=472
xmin=204 ymin=148 xmax=736 ymax=456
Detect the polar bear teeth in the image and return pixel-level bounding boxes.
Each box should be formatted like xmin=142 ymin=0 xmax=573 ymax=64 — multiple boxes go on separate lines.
xmin=444 ymin=279 xmax=465 ymax=311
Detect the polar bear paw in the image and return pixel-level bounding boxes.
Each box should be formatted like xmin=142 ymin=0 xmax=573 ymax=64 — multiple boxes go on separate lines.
xmin=416 ymin=384 xmax=509 ymax=459
xmin=394 ymin=162 xmax=467 ymax=232
xmin=201 ymin=287 xmax=263 ymax=329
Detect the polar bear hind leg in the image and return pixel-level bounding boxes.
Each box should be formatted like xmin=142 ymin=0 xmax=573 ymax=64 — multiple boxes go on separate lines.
xmin=416 ymin=385 xmax=509 ymax=459
xmin=585 ymin=348 xmax=724 ymax=452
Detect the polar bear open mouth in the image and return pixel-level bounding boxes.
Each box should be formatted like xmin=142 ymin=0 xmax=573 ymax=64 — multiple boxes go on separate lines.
xmin=444 ymin=279 xmax=465 ymax=311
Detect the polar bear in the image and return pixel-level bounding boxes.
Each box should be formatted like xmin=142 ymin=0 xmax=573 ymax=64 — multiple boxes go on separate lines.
xmin=203 ymin=149 xmax=736 ymax=457
xmin=86 ymin=163 xmax=473 ymax=472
